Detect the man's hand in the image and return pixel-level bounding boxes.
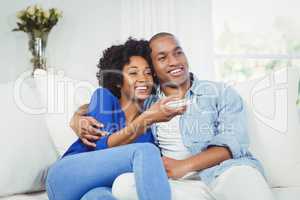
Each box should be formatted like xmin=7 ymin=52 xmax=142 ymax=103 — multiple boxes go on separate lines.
xmin=162 ymin=156 xmax=191 ymax=179
xmin=70 ymin=104 xmax=107 ymax=148
xmin=143 ymin=96 xmax=187 ymax=124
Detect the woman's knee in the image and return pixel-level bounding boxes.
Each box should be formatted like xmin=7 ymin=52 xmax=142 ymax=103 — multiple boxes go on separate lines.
xmin=46 ymin=160 xmax=72 ymax=198
xmin=46 ymin=160 xmax=65 ymax=185
xmin=134 ymin=143 xmax=160 ymax=155
xmin=45 ymin=163 xmax=62 ymax=200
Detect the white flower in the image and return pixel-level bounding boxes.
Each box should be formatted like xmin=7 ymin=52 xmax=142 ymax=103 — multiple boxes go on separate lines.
xmin=14 ymin=5 xmax=62 ymax=33
xmin=43 ymin=10 xmax=50 ymax=18
xmin=26 ymin=6 xmax=35 ymax=15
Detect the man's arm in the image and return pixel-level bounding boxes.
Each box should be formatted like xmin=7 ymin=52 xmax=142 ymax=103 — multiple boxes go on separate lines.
xmin=70 ymin=104 xmax=108 ymax=148
xmin=163 ymin=85 xmax=248 ymax=179
xmin=163 ymin=147 xmax=231 ymax=179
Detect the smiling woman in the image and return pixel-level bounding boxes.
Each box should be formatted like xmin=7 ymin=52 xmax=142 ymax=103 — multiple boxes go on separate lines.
xmin=121 ymin=56 xmax=154 ymax=103
xmin=96 ymin=38 xmax=155 ymax=99
xmin=45 ymin=38 xmax=172 ymax=200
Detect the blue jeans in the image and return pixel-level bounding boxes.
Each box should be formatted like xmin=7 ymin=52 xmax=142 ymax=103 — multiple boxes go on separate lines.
xmin=46 ymin=143 xmax=171 ymax=200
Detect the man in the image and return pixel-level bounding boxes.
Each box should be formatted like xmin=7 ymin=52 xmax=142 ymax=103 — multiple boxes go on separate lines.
xmin=71 ymin=33 xmax=274 ymax=200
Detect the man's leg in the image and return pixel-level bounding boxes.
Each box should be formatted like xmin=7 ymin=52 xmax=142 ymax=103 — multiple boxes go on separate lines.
xmin=112 ymin=173 xmax=215 ymax=200
xmin=46 ymin=143 xmax=171 ymax=200
xmin=80 ymin=187 xmax=116 ymax=200
xmin=211 ymin=166 xmax=274 ymax=200
xmin=112 ymin=173 xmax=139 ymax=200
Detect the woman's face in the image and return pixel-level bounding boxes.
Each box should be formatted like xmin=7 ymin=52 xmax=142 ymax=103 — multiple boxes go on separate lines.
xmin=121 ymin=56 xmax=154 ymax=102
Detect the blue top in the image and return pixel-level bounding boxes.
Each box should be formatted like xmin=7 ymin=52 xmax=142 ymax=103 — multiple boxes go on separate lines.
xmin=62 ymin=88 xmax=154 ymax=158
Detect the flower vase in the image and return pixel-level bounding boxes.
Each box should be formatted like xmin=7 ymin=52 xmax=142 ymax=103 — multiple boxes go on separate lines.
xmin=28 ymin=31 xmax=49 ymax=73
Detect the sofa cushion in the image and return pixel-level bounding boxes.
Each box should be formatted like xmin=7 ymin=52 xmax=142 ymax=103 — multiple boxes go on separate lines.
xmin=0 ymin=192 xmax=47 ymax=200
xmin=272 ymin=187 xmax=300 ymax=200
xmin=1 ymin=188 xmax=299 ymax=200
xmin=33 ymin=69 xmax=96 ymax=156
xmin=0 ymin=75 xmax=59 ymax=197
xmin=234 ymin=67 xmax=300 ymax=187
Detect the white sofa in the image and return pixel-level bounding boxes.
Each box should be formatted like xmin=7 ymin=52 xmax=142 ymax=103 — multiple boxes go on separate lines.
xmin=0 ymin=67 xmax=299 ymax=200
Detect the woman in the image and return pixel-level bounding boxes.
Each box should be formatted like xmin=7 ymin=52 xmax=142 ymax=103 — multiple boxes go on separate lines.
xmin=46 ymin=38 xmax=172 ymax=200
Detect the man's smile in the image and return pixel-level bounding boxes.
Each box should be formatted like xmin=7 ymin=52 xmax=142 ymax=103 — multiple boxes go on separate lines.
xmin=167 ymin=66 xmax=185 ymax=77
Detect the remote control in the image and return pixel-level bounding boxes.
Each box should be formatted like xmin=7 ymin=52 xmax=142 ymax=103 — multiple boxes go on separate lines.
xmin=166 ymin=99 xmax=191 ymax=109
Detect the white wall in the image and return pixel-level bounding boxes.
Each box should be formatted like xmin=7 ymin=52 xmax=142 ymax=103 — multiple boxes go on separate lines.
xmin=120 ymin=0 xmax=214 ymax=80
xmin=0 ymin=0 xmax=122 ymax=85
xmin=175 ymin=0 xmax=214 ymax=80
xmin=0 ymin=0 xmax=213 ymax=84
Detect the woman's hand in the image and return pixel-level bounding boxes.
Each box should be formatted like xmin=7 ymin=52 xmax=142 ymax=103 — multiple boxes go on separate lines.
xmin=70 ymin=104 xmax=107 ymax=148
xmin=142 ymin=96 xmax=187 ymax=125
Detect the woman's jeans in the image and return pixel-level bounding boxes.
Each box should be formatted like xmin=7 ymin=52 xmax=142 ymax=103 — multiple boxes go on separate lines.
xmin=46 ymin=143 xmax=171 ymax=200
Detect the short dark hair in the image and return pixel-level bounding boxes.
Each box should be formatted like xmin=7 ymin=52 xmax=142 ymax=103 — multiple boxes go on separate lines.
xmin=149 ymin=32 xmax=175 ymax=45
xmin=96 ymin=38 xmax=155 ymax=98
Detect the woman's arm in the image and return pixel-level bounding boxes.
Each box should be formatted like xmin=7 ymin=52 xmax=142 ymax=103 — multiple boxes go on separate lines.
xmin=106 ymin=113 xmax=151 ymax=147
xmin=70 ymin=92 xmax=186 ymax=148
xmin=69 ymin=103 xmax=152 ymax=148
xmin=107 ymin=96 xmax=187 ymax=147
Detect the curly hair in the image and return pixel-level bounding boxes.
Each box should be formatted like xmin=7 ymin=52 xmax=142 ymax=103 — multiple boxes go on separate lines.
xmin=96 ymin=38 xmax=156 ymax=99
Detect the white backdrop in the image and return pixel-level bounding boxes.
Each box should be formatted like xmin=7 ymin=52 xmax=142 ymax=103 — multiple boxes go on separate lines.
xmin=120 ymin=0 xmax=214 ymax=80
xmin=0 ymin=0 xmax=214 ymax=84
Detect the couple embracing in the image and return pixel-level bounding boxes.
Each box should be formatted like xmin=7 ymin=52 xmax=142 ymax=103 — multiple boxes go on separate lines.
xmin=46 ymin=33 xmax=274 ymax=200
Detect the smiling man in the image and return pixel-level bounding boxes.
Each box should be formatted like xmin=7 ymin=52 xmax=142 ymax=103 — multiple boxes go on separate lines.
xmin=71 ymin=33 xmax=274 ymax=200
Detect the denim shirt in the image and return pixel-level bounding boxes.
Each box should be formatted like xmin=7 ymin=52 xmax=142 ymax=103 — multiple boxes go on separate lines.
xmin=145 ymin=74 xmax=264 ymax=185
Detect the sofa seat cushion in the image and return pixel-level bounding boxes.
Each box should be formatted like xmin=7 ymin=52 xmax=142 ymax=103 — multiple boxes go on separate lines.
xmin=272 ymin=187 xmax=300 ymax=200
xmin=2 ymin=187 xmax=299 ymax=200
xmin=233 ymin=67 xmax=300 ymax=187
xmin=0 ymin=76 xmax=59 ymax=196
xmin=34 ymin=69 xmax=95 ymax=156
xmin=0 ymin=192 xmax=47 ymax=200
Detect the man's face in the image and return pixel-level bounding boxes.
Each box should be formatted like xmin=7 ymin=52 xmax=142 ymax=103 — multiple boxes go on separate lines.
xmin=150 ymin=36 xmax=189 ymax=87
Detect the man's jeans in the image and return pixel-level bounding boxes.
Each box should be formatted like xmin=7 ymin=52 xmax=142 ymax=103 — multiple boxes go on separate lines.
xmin=46 ymin=143 xmax=171 ymax=200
